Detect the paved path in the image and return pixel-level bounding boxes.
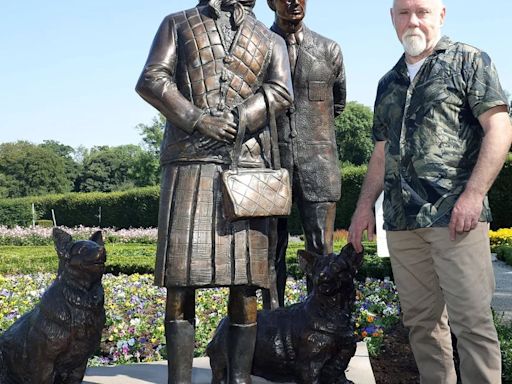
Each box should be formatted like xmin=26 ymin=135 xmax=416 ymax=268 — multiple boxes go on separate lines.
xmin=83 ymin=342 xmax=375 ymax=384
xmin=492 ymin=258 xmax=512 ymax=322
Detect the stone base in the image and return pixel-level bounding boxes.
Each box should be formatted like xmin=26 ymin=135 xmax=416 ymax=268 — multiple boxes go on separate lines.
xmin=83 ymin=342 xmax=375 ymax=384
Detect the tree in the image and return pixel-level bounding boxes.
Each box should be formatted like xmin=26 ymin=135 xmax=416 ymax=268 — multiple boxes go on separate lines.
xmin=0 ymin=141 xmax=73 ymax=197
xmin=76 ymin=145 xmax=151 ymax=192
xmin=335 ymin=101 xmax=374 ymax=165
xmin=39 ymin=140 xmax=81 ymax=191
xmin=134 ymin=114 xmax=165 ymax=186
xmin=136 ymin=114 xmax=165 ymax=156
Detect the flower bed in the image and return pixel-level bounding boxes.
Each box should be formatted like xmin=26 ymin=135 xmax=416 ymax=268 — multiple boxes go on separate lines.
xmin=0 ymin=273 xmax=400 ymax=365
xmin=0 ymin=225 xmax=157 ymax=246
xmin=489 ymin=228 xmax=512 ymax=250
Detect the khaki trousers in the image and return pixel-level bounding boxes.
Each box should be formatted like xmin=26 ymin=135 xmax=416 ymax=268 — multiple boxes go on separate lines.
xmin=387 ymin=223 xmax=501 ymax=384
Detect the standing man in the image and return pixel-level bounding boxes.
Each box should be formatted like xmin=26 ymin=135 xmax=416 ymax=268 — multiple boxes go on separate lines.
xmin=267 ymin=0 xmax=346 ymax=306
xmin=349 ymin=0 xmax=512 ymax=383
xmin=136 ymin=1 xmax=292 ymax=383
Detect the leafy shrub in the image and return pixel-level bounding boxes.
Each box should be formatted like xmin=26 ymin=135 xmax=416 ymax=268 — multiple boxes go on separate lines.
xmin=494 ymin=312 xmax=512 ymax=382
xmin=0 ymin=199 xmax=32 ymax=227
xmin=336 ymin=164 xmax=367 ymax=229
xmin=0 ymin=187 xmax=160 ymax=229
xmin=489 ymin=155 xmax=512 ymax=230
xmin=495 ymin=245 xmax=512 ymax=267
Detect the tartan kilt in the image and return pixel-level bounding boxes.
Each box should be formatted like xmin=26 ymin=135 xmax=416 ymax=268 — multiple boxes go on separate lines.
xmin=154 ymin=162 xmax=270 ymax=289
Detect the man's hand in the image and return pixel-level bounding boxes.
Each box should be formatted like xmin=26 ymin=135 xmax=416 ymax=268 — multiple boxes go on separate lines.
xmin=195 ymin=111 xmax=237 ymax=145
xmin=348 ymin=206 xmax=376 ymax=254
xmin=448 ymin=191 xmax=484 ymax=241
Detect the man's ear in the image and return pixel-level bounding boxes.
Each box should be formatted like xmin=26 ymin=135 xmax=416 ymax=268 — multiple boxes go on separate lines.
xmin=53 ymin=227 xmax=73 ymax=260
xmin=267 ymin=0 xmax=276 ymax=12
xmin=439 ymin=6 xmax=446 ymax=27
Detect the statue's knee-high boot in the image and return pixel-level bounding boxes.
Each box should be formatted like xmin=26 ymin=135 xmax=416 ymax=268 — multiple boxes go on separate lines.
xmin=227 ymin=323 xmax=257 ymax=384
xmin=165 ymin=320 xmax=195 ymax=384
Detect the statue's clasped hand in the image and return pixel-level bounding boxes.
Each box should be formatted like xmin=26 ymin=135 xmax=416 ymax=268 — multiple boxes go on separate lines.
xmin=196 ymin=110 xmax=238 ymax=150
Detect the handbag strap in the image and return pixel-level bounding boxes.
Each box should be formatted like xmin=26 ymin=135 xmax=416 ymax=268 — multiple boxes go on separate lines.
xmin=231 ymin=104 xmax=247 ymax=173
xmin=266 ymin=91 xmax=281 ymax=170
xmin=230 ymin=86 xmax=281 ymax=171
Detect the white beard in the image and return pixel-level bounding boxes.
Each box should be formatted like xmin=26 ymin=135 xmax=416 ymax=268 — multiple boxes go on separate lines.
xmin=401 ymin=30 xmax=427 ymax=57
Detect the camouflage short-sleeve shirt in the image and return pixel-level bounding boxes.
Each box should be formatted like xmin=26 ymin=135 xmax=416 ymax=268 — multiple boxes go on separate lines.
xmin=373 ymin=36 xmax=508 ymax=231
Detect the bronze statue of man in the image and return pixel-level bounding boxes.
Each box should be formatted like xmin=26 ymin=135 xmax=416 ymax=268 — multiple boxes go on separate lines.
xmin=136 ymin=0 xmax=292 ymax=383
xmin=267 ymin=0 xmax=346 ymax=306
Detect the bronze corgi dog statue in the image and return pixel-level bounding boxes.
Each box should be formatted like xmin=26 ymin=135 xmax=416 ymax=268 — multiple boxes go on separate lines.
xmin=0 ymin=228 xmax=106 ymax=384
xmin=207 ymin=243 xmax=364 ymax=384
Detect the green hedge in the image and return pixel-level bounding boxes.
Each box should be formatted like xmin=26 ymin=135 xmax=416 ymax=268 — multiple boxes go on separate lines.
xmin=495 ymin=245 xmax=512 ymax=267
xmin=0 ymin=187 xmax=160 ymax=229
xmin=1 ymin=157 xmax=511 ymax=230
xmin=489 ymin=154 xmax=512 ymax=230
xmin=0 ymin=199 xmax=33 ymax=227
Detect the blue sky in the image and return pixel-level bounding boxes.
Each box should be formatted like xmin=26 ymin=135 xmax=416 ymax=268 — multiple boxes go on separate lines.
xmin=1 ymin=0 xmax=510 ymax=148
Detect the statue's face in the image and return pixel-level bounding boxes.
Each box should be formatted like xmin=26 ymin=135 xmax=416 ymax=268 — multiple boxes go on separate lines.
xmin=273 ymin=0 xmax=306 ymax=23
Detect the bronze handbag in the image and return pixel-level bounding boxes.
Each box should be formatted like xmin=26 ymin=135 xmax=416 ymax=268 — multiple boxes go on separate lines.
xmin=222 ymin=100 xmax=292 ymax=221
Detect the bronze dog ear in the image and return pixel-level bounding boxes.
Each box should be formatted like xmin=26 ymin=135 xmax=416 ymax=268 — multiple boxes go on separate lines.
xmin=340 ymin=243 xmax=364 ymax=271
xmin=53 ymin=228 xmax=73 ymax=260
xmin=89 ymin=231 xmax=104 ymax=246
xmin=297 ymin=249 xmax=316 ymax=275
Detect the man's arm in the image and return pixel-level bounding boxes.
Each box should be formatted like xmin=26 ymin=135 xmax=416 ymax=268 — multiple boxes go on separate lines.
xmin=331 ymin=42 xmax=346 ymax=118
xmin=348 ymin=141 xmax=386 ymax=253
xmin=449 ymin=105 xmax=512 ymax=240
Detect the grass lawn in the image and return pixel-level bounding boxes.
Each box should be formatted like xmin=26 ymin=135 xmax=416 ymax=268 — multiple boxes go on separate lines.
xmin=0 ymin=243 xmax=157 ymax=275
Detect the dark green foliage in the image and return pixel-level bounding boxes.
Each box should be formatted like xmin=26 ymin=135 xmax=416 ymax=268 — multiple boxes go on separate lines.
xmin=76 ymin=145 xmax=143 ymax=192
xmin=42 ymin=187 xmax=160 ymax=228
xmin=0 ymin=141 xmax=73 ymax=198
xmin=335 ymin=101 xmax=374 ymax=165
xmin=489 ymin=154 xmax=512 ymax=230
xmin=39 ymin=140 xmax=81 ymax=191
xmin=356 ymin=254 xmax=393 ymax=281
xmin=493 ymin=311 xmax=512 ymax=382
xmin=0 ymin=187 xmax=160 ymax=228
xmin=336 ymin=164 xmax=367 ymax=229
xmin=495 ymin=245 xmax=512 ymax=266
xmin=0 ymin=199 xmax=33 ymax=227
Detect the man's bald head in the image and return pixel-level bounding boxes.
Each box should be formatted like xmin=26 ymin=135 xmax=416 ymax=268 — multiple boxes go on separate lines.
xmin=392 ymin=0 xmax=443 ymax=9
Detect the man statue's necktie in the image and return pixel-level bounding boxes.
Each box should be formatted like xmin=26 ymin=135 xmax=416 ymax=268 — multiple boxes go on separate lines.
xmin=287 ymin=33 xmax=297 ymax=77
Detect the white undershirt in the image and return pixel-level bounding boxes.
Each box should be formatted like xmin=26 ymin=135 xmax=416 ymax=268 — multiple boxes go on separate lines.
xmin=406 ymin=57 xmax=427 ymax=81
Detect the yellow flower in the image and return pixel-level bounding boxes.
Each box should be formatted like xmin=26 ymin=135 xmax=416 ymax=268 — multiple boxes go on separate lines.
xmin=367 ymin=315 xmax=374 ymax=323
